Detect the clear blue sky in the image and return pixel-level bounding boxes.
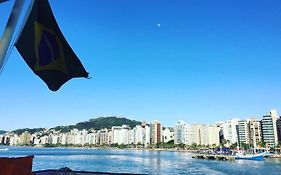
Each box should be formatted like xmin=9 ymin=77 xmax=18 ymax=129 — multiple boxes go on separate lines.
xmin=1 ymin=0 xmax=281 ymax=131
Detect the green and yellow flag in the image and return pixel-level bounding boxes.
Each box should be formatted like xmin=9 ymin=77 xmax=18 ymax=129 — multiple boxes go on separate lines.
xmin=15 ymin=0 xmax=88 ymax=91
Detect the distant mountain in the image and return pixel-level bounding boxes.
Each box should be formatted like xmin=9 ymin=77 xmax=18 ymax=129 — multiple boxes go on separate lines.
xmin=10 ymin=117 xmax=142 ymax=134
xmin=0 ymin=130 xmax=6 ymax=134
xmin=13 ymin=128 xmax=45 ymax=135
xmin=52 ymin=116 xmax=142 ymax=132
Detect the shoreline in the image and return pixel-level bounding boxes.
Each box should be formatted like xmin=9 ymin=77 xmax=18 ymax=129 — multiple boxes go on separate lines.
xmin=1 ymin=145 xmax=199 ymax=153
xmin=3 ymin=145 xmax=281 ymax=158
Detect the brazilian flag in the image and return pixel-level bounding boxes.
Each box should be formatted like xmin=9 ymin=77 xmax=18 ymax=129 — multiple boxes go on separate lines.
xmin=15 ymin=0 xmax=88 ymax=91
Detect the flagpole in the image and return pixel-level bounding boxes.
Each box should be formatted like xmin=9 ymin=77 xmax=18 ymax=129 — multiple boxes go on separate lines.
xmin=0 ymin=0 xmax=25 ymax=72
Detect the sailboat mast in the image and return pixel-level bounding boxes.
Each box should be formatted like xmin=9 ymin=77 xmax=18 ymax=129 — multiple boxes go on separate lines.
xmin=0 ymin=0 xmax=25 ymax=72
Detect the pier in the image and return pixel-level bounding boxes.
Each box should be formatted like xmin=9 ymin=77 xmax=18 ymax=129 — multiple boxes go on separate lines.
xmin=192 ymin=154 xmax=235 ymax=161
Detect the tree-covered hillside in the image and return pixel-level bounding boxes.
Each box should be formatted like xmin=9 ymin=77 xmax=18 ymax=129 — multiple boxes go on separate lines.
xmin=52 ymin=116 xmax=141 ymax=132
xmin=13 ymin=128 xmax=45 ymax=135
xmin=10 ymin=116 xmax=141 ymax=134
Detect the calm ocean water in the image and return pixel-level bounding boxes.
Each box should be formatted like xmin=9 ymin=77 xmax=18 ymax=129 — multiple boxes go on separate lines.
xmin=1 ymin=146 xmax=281 ymax=175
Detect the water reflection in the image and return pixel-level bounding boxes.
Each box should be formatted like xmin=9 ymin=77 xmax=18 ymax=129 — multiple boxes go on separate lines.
xmin=2 ymin=147 xmax=281 ymax=174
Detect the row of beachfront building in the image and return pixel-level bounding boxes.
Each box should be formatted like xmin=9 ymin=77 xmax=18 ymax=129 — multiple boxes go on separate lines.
xmin=1 ymin=109 xmax=281 ymax=148
xmin=175 ymin=109 xmax=281 ymax=148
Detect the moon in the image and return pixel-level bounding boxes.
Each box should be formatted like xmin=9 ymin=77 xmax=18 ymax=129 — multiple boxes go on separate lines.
xmin=157 ymin=23 xmax=161 ymax=27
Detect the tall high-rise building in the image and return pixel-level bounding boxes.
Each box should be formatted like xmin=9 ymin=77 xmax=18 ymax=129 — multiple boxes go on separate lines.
xmin=107 ymin=130 xmax=113 ymax=145
xmin=98 ymin=128 xmax=109 ymax=145
xmin=174 ymin=120 xmax=187 ymax=144
xmin=237 ymin=120 xmax=250 ymax=145
xmin=162 ymin=127 xmax=174 ymax=143
xmin=87 ymin=133 xmax=96 ymax=145
xmin=187 ymin=124 xmax=220 ymax=146
xmin=189 ymin=124 xmax=202 ymax=145
xmin=221 ymin=118 xmax=239 ymax=146
xmin=248 ymin=118 xmax=262 ymax=148
xmin=129 ymin=127 xmax=136 ymax=145
xmin=129 ymin=122 xmax=151 ymax=147
xmin=261 ymin=109 xmax=279 ymax=147
xmin=20 ymin=131 xmax=30 ymax=145
xmin=150 ymin=120 xmax=162 ymax=144
xmin=207 ymin=125 xmax=220 ymax=146
xmin=184 ymin=124 xmax=192 ymax=145
xmin=144 ymin=124 xmax=151 ymax=147
xmin=112 ymin=125 xmax=130 ymax=145
xmin=276 ymin=117 xmax=281 ymax=144
xmin=188 ymin=124 xmax=207 ymax=145
xmin=112 ymin=126 xmax=121 ymax=144
xmin=200 ymin=124 xmax=208 ymax=146
xmin=130 ymin=125 xmax=146 ymax=145
xmin=80 ymin=129 xmax=88 ymax=146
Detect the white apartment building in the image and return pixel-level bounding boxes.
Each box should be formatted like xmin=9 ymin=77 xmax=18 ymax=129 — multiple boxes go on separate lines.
xmin=60 ymin=133 xmax=67 ymax=145
xmin=221 ymin=118 xmax=239 ymax=146
xmin=40 ymin=135 xmax=49 ymax=145
xmin=87 ymin=133 xmax=96 ymax=145
xmin=81 ymin=129 xmax=88 ymax=146
xmin=98 ymin=128 xmax=110 ymax=145
xmin=112 ymin=126 xmax=121 ymax=144
xmin=32 ymin=135 xmax=40 ymax=145
xmin=0 ymin=135 xmax=3 ymax=144
xmin=207 ymin=125 xmax=220 ymax=146
xmin=68 ymin=129 xmax=81 ymax=145
xmin=174 ymin=120 xmax=187 ymax=144
xmin=130 ymin=124 xmax=151 ymax=146
xmin=237 ymin=120 xmax=250 ymax=145
xmin=144 ymin=124 xmax=151 ymax=147
xmin=51 ymin=135 xmax=59 ymax=145
xmin=187 ymin=124 xmax=220 ymax=146
xmin=112 ymin=125 xmax=130 ymax=145
xmin=108 ymin=130 xmax=113 ymax=145
xmin=189 ymin=124 xmax=202 ymax=145
xmin=129 ymin=129 xmax=135 ymax=144
xmin=134 ymin=125 xmax=144 ymax=145
xmin=200 ymin=124 xmax=208 ymax=146
xmin=9 ymin=134 xmax=19 ymax=146
xmin=261 ymin=109 xmax=279 ymax=147
xmin=162 ymin=127 xmax=174 ymax=143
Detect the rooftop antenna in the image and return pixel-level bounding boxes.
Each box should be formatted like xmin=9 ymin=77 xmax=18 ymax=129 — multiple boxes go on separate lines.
xmin=0 ymin=0 xmax=25 ymax=72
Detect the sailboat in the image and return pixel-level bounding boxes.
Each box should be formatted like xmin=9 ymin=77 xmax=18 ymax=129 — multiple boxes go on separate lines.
xmin=235 ymin=144 xmax=265 ymax=161
xmin=235 ymin=152 xmax=264 ymax=161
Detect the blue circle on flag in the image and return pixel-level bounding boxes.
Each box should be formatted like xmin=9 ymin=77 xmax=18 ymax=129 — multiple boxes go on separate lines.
xmin=38 ymin=31 xmax=60 ymax=66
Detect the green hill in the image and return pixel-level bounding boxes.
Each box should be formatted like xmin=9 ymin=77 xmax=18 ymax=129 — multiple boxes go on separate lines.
xmin=13 ymin=128 xmax=45 ymax=135
xmin=52 ymin=116 xmax=141 ymax=132
xmin=0 ymin=130 xmax=6 ymax=135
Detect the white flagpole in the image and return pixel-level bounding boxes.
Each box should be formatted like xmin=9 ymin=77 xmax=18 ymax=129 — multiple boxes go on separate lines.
xmin=0 ymin=0 xmax=25 ymax=72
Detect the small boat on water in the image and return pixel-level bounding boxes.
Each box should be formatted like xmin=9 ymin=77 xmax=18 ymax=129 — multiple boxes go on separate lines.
xmin=235 ymin=152 xmax=264 ymax=161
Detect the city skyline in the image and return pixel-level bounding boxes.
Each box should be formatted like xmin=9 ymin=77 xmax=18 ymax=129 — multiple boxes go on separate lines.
xmin=1 ymin=0 xmax=281 ymax=131
xmin=1 ymin=109 xmax=280 ymax=148
xmin=1 ymin=108 xmax=279 ymax=132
